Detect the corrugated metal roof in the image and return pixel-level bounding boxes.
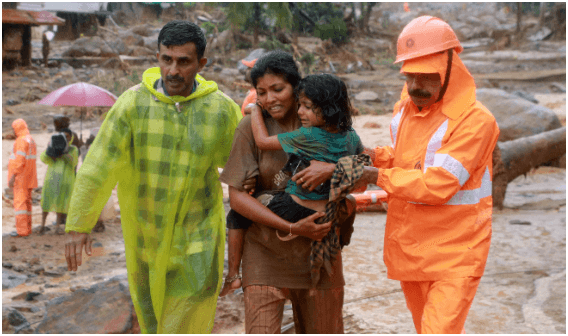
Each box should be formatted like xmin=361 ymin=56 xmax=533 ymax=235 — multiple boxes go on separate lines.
xmin=3 ymin=9 xmax=65 ymax=26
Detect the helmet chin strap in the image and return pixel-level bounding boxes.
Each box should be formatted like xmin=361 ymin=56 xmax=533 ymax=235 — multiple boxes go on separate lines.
xmin=436 ymin=49 xmax=453 ymax=103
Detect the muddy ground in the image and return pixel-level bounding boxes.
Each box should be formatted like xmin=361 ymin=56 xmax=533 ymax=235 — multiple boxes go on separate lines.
xmin=2 ymin=3 xmax=566 ymax=334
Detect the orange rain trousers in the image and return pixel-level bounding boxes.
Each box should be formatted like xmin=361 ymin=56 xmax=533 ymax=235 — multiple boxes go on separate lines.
xmin=9 ymin=119 xmax=38 ymax=237
xmin=400 ymin=277 xmax=481 ymax=334
xmin=14 ymin=188 xmax=33 ymax=236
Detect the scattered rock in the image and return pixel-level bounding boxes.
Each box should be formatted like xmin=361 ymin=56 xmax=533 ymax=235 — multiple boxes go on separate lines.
xmin=118 ymin=29 xmax=145 ymax=47
xmin=93 ymin=242 xmax=103 ymax=248
xmin=62 ymin=36 xmax=118 ymax=58
xmin=355 ymin=91 xmax=380 ymax=102
xmin=36 ymin=276 xmax=133 ymax=334
xmin=127 ymin=45 xmax=155 ymax=57
xmin=43 ymin=270 xmax=64 ymax=277
xmin=7 ymin=308 xmax=28 ymax=326
xmin=512 ymin=90 xmax=539 ymax=104
xmin=3 ymin=262 xmax=13 ymax=268
xmin=363 ymin=122 xmax=382 ymax=129
xmin=509 ymin=219 xmax=532 ymax=225
xmin=2 ymin=269 xmax=27 ymax=289
xmin=128 ymin=24 xmax=155 ymax=37
xmin=550 ymin=82 xmax=566 ymax=93
xmin=476 ymin=88 xmax=563 ymax=141
xmin=10 ymin=245 xmax=19 ymax=252
xmin=237 ymin=48 xmax=267 ymax=73
xmin=104 ymin=36 xmax=127 ymax=55
xmin=32 ymin=266 xmax=45 ymax=275
xmin=7 ymin=99 xmax=20 ymax=106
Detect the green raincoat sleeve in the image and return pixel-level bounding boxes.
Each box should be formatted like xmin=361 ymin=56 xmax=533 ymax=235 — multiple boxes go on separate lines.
xmin=66 ymin=70 xmax=242 ymax=334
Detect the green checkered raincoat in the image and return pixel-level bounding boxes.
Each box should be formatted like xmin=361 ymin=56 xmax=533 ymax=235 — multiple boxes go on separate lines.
xmin=66 ymin=67 xmax=242 ymax=333
xmin=40 ymin=145 xmax=79 ymax=213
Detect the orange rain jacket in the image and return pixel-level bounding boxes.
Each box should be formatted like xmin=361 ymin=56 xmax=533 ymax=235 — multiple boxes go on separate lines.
xmin=372 ymin=51 xmax=500 ymax=281
xmin=9 ymin=119 xmax=38 ymax=189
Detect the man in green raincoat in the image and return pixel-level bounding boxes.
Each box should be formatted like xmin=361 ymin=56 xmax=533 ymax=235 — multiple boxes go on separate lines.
xmin=64 ymin=21 xmax=242 ymax=333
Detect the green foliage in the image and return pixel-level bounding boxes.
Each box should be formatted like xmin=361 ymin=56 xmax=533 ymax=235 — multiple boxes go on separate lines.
xmin=259 ymin=37 xmax=292 ymax=52
xmin=292 ymin=3 xmax=344 ymax=34
xmin=314 ymin=17 xmax=349 ymax=45
xmin=299 ymin=52 xmax=315 ymax=67
xmin=265 ymin=3 xmax=292 ymax=31
xmin=183 ymin=2 xmax=195 ymax=9
xmin=201 ymin=21 xmax=216 ymax=35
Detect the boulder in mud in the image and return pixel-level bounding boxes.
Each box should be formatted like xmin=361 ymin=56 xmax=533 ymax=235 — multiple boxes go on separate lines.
xmin=237 ymin=48 xmax=267 ymax=73
xmin=355 ymin=91 xmax=381 ymax=102
xmin=62 ymin=36 xmax=118 ymax=58
xmin=2 ymin=268 xmax=27 ymax=289
xmin=118 ymin=29 xmax=145 ymax=47
xmin=35 ymin=275 xmax=133 ymax=334
xmin=476 ymin=88 xmax=563 ymax=142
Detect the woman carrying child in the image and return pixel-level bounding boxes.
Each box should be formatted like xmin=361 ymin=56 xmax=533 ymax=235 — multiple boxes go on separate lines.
xmin=219 ymin=50 xmax=365 ymax=333
xmin=39 ymin=128 xmax=79 ymax=235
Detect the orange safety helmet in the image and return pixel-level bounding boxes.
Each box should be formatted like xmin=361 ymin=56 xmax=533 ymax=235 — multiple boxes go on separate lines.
xmin=395 ymin=16 xmax=463 ymax=64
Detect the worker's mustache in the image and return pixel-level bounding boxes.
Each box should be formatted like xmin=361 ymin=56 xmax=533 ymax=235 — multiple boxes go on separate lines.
xmin=408 ymin=89 xmax=432 ymax=98
xmin=166 ymin=75 xmax=185 ymax=83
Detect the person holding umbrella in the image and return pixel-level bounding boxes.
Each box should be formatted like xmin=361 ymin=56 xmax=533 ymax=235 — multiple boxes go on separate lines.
xmin=63 ymin=20 xmax=243 ymax=333
xmin=39 ymin=128 xmax=79 ymax=235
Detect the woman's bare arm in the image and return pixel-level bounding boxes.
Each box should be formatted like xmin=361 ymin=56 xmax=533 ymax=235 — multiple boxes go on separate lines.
xmin=250 ymin=106 xmax=282 ymax=150
xmin=229 ymin=186 xmax=332 ymax=241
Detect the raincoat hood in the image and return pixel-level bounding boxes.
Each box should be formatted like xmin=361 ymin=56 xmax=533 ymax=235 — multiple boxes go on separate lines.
xmin=12 ymin=119 xmax=30 ymax=137
xmin=142 ymin=67 xmax=218 ymax=104
xmin=400 ymin=51 xmax=476 ymax=120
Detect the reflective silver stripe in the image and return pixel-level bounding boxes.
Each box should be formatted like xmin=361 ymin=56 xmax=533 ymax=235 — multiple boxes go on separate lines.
xmin=445 ymin=167 xmax=492 ymax=205
xmin=26 ymin=155 xmax=36 ymax=160
xmin=423 ymin=119 xmax=448 ymax=171
xmin=431 ymin=154 xmax=470 ymax=186
xmin=9 ymin=154 xmax=16 ymax=160
xmin=16 ymin=151 xmax=26 ymax=156
xmin=391 ymin=108 xmax=404 ymax=147
xmin=15 ymin=210 xmax=32 ymax=216
xmin=408 ymin=166 xmax=491 ymax=206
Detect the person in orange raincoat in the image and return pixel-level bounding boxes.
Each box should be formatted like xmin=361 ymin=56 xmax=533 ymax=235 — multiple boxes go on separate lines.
xmin=8 ymin=119 xmax=38 ymax=237
xmin=350 ymin=16 xmax=500 ymax=333
xmin=240 ymin=58 xmax=257 ymax=116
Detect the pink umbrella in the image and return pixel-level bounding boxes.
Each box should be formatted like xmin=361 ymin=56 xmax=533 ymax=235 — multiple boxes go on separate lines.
xmin=38 ymin=82 xmax=118 ymax=140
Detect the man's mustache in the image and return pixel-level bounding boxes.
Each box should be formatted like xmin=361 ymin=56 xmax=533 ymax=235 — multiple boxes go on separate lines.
xmin=408 ymin=89 xmax=432 ymax=98
xmin=166 ymin=75 xmax=184 ymax=82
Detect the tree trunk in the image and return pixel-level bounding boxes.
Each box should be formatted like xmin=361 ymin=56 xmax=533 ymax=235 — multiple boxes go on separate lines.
xmin=253 ymin=3 xmax=261 ymax=48
xmin=361 ymin=3 xmax=377 ymax=33
xmin=492 ymin=127 xmax=566 ymax=209
xmin=516 ymin=2 xmax=522 ymax=34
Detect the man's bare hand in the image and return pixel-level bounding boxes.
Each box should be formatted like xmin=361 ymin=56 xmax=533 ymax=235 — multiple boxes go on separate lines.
xmin=292 ymin=160 xmax=335 ymax=191
xmin=243 ymin=177 xmax=257 ymax=195
xmin=8 ymin=175 xmax=15 ymax=189
xmin=352 ymin=166 xmax=380 ymax=191
xmin=293 ymin=212 xmax=331 ymax=241
xmin=65 ymin=231 xmax=92 ymax=271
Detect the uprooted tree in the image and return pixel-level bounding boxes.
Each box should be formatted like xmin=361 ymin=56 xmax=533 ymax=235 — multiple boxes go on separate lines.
xmin=492 ymin=127 xmax=566 ymax=209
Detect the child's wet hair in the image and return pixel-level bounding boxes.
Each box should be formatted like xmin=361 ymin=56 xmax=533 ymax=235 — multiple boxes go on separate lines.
xmin=297 ymin=74 xmax=354 ymax=132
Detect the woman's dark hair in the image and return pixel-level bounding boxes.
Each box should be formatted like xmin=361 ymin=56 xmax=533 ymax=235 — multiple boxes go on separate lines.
xmin=251 ymin=50 xmax=301 ymax=90
xmin=158 ymin=20 xmax=206 ymax=59
xmin=297 ymin=74 xmax=354 ymax=132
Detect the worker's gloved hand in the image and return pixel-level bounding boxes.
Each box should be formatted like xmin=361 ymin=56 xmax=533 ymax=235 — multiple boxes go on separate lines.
xmin=65 ymin=231 xmax=92 ymax=271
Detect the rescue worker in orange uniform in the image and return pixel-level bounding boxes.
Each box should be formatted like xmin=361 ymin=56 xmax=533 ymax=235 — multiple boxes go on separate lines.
xmin=240 ymin=58 xmax=257 ymax=116
xmin=353 ymin=16 xmax=500 ymax=333
xmin=8 ymin=119 xmax=38 ymax=237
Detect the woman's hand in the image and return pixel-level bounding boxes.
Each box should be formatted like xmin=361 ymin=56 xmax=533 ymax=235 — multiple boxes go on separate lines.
xmin=291 ymin=160 xmax=335 ymax=191
xmin=293 ymin=212 xmax=331 ymax=241
xmin=242 ymin=177 xmax=257 ymax=195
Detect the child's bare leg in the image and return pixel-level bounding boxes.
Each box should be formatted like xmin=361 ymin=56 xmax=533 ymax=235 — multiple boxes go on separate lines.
xmin=220 ymin=228 xmax=245 ymax=297
xmin=39 ymin=212 xmax=48 ymax=235
xmin=55 ymin=213 xmax=66 ymax=235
